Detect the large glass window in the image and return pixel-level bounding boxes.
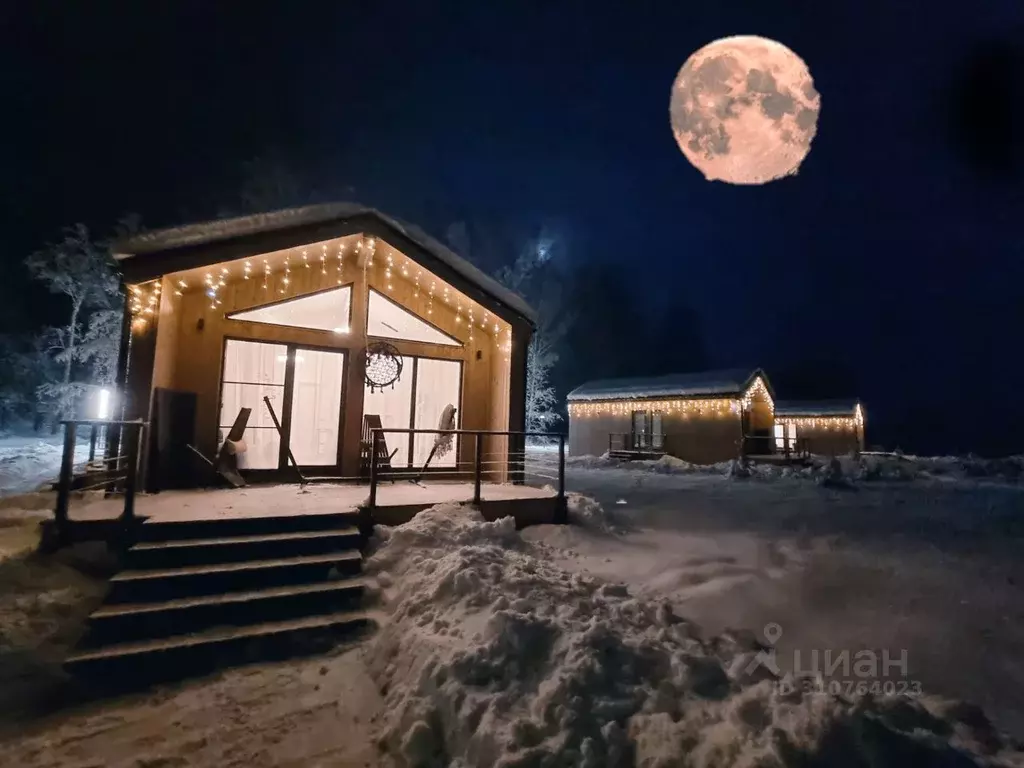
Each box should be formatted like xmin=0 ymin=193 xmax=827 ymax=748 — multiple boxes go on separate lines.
xmin=219 ymin=340 xmax=287 ymax=469
xmin=366 ymin=289 xmax=461 ymax=346
xmin=227 ymin=286 xmax=352 ymax=334
xmin=289 ymin=349 xmax=346 ymax=466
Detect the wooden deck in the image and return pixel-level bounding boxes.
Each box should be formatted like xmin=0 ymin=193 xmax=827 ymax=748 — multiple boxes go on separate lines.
xmin=58 ymin=481 xmax=560 ymax=528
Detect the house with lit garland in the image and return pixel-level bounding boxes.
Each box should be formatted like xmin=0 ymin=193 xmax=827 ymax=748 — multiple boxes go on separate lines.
xmin=567 ymin=369 xmax=778 ymax=463
xmin=774 ymin=401 xmax=865 ymax=456
xmin=568 ymin=369 xmax=866 ymax=463
xmin=110 ymin=204 xmax=536 ymax=489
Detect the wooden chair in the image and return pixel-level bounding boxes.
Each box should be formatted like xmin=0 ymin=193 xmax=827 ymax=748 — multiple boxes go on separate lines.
xmin=362 ymin=414 xmax=398 ymax=482
xmin=215 ymin=407 xmax=251 ymax=487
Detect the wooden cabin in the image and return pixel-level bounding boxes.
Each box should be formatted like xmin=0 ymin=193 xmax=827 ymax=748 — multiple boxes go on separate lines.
xmin=567 ymin=368 xmax=777 ymax=464
xmin=774 ymin=401 xmax=865 ymax=457
xmin=110 ymin=204 xmax=536 ymax=490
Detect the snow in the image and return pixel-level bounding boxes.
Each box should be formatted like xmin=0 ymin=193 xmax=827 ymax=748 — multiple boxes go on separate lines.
xmin=363 ymin=501 xmax=1024 ymax=766
xmin=2 ymin=451 xmax=1024 ymax=765
xmin=0 ymin=516 xmax=108 ymax=722
xmin=567 ymin=367 xmax=762 ymax=401
xmin=0 ymin=432 xmax=93 ymax=499
xmin=567 ymin=451 xmax=1024 ymax=484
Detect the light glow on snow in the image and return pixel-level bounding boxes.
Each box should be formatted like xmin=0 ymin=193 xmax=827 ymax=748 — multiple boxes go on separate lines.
xmin=95 ymin=388 xmax=111 ymax=420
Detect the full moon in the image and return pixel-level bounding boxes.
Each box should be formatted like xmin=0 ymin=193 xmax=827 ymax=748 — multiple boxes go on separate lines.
xmin=670 ymin=35 xmax=820 ymax=185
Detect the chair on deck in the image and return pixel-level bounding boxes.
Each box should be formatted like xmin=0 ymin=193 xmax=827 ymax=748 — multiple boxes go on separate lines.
xmin=362 ymin=414 xmax=398 ymax=482
xmin=215 ymin=407 xmax=251 ymax=488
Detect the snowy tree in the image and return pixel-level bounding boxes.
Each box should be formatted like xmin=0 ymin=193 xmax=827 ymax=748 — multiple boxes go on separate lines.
xmin=24 ymin=224 xmax=121 ymax=422
xmin=493 ymin=231 xmax=573 ymax=435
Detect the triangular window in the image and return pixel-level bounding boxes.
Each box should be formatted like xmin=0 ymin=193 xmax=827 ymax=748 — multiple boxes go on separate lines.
xmin=228 ymin=286 xmax=352 ymax=334
xmin=366 ymin=289 xmax=461 ymax=346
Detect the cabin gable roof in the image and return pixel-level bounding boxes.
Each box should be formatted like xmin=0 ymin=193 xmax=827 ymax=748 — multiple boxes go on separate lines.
xmin=113 ymin=203 xmax=536 ymax=327
xmin=567 ymin=368 xmax=771 ymax=402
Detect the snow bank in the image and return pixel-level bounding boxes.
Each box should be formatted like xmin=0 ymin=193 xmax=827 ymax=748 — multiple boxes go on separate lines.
xmin=365 ymin=504 xmax=1023 ymax=767
xmin=0 ymin=519 xmax=108 ymax=718
xmin=567 ymin=450 xmax=1024 ymax=486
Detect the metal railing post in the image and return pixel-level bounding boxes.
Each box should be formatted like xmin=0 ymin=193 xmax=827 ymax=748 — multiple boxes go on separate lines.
xmin=122 ymin=423 xmax=141 ymax=522
xmin=557 ymin=433 xmax=567 ymax=524
xmin=88 ymin=424 xmax=98 ymax=464
xmin=55 ymin=421 xmax=77 ymax=534
xmin=473 ymin=432 xmax=483 ymax=507
xmin=368 ymin=430 xmax=379 ymax=510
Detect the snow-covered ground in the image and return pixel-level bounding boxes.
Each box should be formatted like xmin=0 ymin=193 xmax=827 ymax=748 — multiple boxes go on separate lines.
xmin=0 ymin=430 xmax=94 ymax=499
xmin=1 ymin=452 xmax=1023 ymax=766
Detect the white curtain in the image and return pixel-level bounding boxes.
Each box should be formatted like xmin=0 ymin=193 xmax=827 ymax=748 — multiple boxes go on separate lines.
xmin=289 ymin=350 xmax=346 ymax=466
xmin=363 ymin=356 xmax=413 ymax=467
xmin=412 ymin=358 xmax=462 ymax=467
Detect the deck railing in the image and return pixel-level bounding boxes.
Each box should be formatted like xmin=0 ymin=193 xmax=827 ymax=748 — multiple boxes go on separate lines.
xmin=54 ymin=419 xmax=147 ymax=538
xmin=367 ymin=428 xmax=567 ymax=522
xmin=608 ymin=432 xmax=667 ymax=453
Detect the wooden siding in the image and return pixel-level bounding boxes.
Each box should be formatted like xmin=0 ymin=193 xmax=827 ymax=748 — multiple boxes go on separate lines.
xmin=569 ymin=412 xmax=632 ymax=456
xmin=663 ymin=412 xmax=744 ymax=464
xmin=143 ymin=236 xmax=514 ymax=479
xmin=569 ymin=405 xmax=745 ymax=464
xmin=790 ymin=422 xmax=863 ymax=456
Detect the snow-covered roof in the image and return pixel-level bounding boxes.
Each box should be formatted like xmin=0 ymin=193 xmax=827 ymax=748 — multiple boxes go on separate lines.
xmin=775 ymin=400 xmax=861 ymax=417
xmin=567 ymin=368 xmax=766 ymax=402
xmin=113 ymin=203 xmax=537 ymax=324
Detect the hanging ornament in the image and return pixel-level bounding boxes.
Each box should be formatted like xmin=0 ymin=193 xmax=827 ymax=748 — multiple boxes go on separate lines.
xmin=364 ymin=341 xmax=404 ymax=392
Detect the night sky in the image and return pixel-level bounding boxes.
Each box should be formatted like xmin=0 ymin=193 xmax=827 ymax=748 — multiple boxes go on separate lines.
xmin=2 ymin=2 xmax=1022 ymax=455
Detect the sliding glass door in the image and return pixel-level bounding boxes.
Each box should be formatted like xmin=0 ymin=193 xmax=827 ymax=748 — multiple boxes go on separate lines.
xmin=289 ymin=349 xmax=346 ymax=466
xmin=219 ymin=339 xmax=347 ymax=471
xmin=362 ymin=356 xmax=462 ymax=470
xmin=220 ymin=340 xmax=287 ymax=469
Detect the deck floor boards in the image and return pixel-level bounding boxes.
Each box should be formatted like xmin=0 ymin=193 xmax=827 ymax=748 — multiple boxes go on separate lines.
xmin=63 ymin=481 xmax=557 ymax=523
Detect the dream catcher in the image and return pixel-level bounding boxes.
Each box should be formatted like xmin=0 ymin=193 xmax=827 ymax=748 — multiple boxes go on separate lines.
xmin=364 ymin=341 xmax=403 ymax=392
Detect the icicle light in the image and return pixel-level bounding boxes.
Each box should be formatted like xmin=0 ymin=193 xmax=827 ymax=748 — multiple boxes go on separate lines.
xmin=569 ymin=398 xmax=740 ymax=418
xmin=741 ymin=377 xmax=774 ymax=412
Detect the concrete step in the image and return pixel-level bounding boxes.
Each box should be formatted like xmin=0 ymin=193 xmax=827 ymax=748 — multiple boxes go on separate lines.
xmin=136 ymin=511 xmax=362 ymax=542
xmin=83 ymin=576 xmax=371 ymax=647
xmin=125 ymin=528 xmax=362 ymax=569
xmin=66 ymin=610 xmax=373 ymax=684
xmin=106 ymin=551 xmax=363 ymax=604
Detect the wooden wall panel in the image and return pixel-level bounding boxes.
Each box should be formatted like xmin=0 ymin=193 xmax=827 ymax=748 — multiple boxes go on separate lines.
xmin=153 ymin=236 xmax=509 ymax=477
xmin=789 ymin=424 xmax=862 ymax=457
xmin=663 ymin=413 xmax=744 ymax=464
xmin=568 ymin=413 xmax=630 ymax=456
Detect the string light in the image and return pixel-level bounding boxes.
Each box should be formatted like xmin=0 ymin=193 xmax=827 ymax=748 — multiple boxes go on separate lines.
xmin=777 ymin=405 xmax=864 ymax=432
xmin=741 ymin=376 xmax=774 ymax=412
xmin=153 ymin=233 xmax=508 ymax=344
xmin=569 ymin=398 xmax=740 ymax=418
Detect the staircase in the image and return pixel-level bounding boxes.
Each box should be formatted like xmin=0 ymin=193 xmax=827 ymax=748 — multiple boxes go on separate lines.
xmin=66 ymin=511 xmax=372 ymax=685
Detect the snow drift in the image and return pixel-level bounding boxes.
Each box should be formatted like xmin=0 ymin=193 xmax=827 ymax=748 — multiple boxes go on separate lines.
xmin=566 ymin=451 xmax=1024 ymax=485
xmin=365 ymin=503 xmax=1023 ymax=767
